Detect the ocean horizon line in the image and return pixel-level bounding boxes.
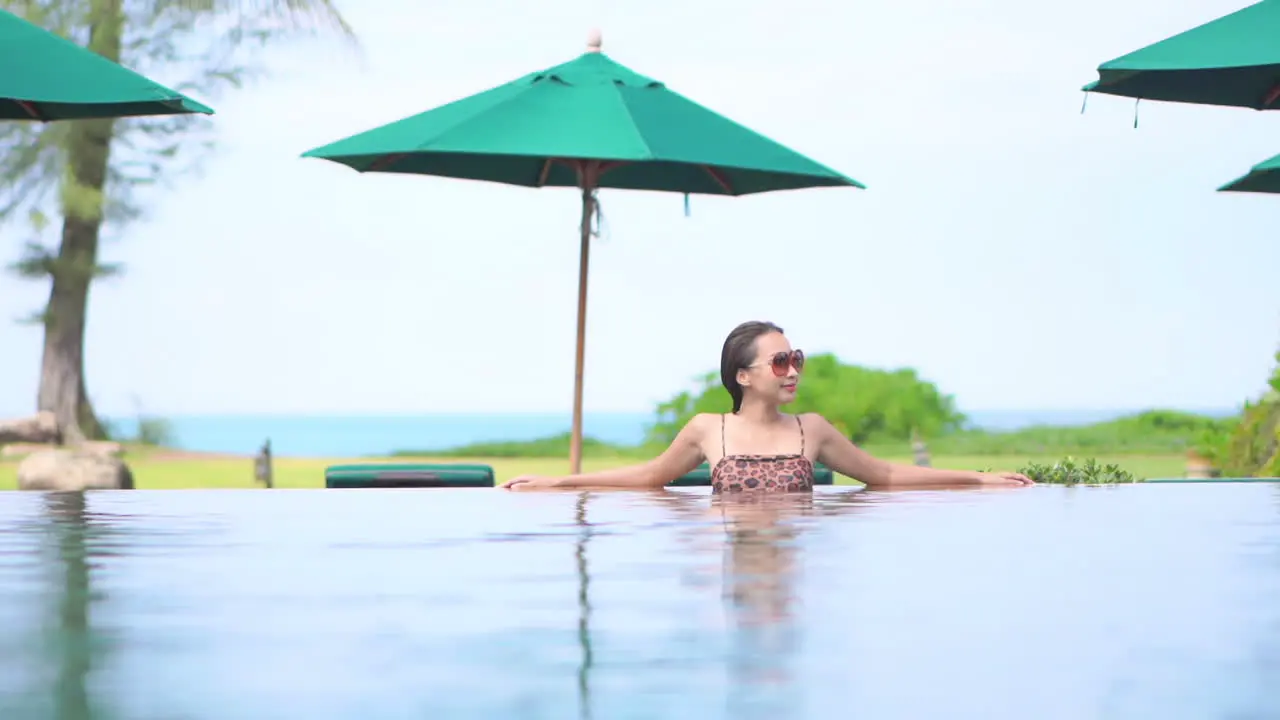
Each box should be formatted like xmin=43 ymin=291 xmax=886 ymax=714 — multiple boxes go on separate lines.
xmin=105 ymin=406 xmax=1240 ymax=421
xmin=90 ymin=407 xmax=1240 ymax=458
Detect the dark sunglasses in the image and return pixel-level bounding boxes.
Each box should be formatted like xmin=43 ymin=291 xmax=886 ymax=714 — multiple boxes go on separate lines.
xmin=749 ymin=349 xmax=805 ymax=377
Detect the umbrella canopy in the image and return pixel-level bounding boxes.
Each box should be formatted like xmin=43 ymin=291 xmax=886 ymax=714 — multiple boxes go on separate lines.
xmin=303 ymin=43 xmax=860 ymax=193
xmin=304 ymin=33 xmax=862 ymax=473
xmin=1083 ymin=0 xmax=1280 ymax=109
xmin=0 ymin=8 xmax=213 ymax=121
xmin=1218 ymin=151 xmax=1280 ymax=193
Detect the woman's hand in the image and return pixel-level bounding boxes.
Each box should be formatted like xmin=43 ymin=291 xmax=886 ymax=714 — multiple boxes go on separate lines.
xmin=499 ymin=475 xmax=564 ymax=491
xmin=976 ymin=471 xmax=1035 ymax=486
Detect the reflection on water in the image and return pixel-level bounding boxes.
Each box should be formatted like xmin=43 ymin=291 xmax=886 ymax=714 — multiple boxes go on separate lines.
xmin=705 ymin=491 xmax=874 ymax=719
xmin=574 ymin=493 xmax=593 ymax=720
xmin=0 ymin=485 xmax=1279 ymax=719
xmin=1 ymin=492 xmax=120 ymax=720
xmin=717 ymin=496 xmax=808 ymax=719
xmin=46 ymin=493 xmax=98 ymax=720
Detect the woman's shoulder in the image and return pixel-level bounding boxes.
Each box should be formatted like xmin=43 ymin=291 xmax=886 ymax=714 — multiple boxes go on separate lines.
xmin=682 ymin=412 xmax=833 ymax=434
xmin=686 ymin=412 xmax=722 ymax=432
xmin=792 ymin=412 xmax=834 ymax=433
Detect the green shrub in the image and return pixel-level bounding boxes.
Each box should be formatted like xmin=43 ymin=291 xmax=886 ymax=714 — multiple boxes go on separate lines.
xmin=135 ymin=416 xmax=175 ymax=447
xmin=1199 ymin=350 xmax=1280 ymax=478
xmin=1013 ymin=456 xmax=1137 ymax=485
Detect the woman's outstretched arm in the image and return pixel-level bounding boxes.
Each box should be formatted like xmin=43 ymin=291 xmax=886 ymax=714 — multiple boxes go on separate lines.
xmin=499 ymin=414 xmax=710 ymax=491
xmin=807 ymin=414 xmax=1033 ymax=489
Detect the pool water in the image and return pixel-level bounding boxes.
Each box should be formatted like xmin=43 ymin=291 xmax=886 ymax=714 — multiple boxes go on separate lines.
xmin=1 ymin=484 xmax=1278 ymax=719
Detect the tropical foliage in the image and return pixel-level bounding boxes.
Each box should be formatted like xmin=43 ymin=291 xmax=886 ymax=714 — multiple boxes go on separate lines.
xmin=645 ymin=353 xmax=966 ymax=446
xmin=1 ymin=0 xmax=353 ymax=441
xmin=1201 ymin=350 xmax=1280 ymax=477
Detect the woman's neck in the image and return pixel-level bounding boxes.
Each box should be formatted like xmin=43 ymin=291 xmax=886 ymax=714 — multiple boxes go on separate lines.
xmin=735 ymin=398 xmax=784 ymax=424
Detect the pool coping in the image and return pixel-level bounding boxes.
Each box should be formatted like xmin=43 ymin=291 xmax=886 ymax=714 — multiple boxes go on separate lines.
xmin=1144 ymin=477 xmax=1280 ymax=483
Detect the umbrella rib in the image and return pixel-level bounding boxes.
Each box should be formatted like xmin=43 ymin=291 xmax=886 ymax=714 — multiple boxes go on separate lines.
xmin=537 ymin=158 xmax=626 ymax=187
xmin=16 ymin=100 xmax=44 ymax=121
xmin=366 ymin=153 xmax=406 ymax=172
xmin=702 ymin=165 xmax=734 ymax=194
xmin=1262 ymin=82 xmax=1280 ymax=109
xmin=596 ymin=160 xmax=626 ymax=181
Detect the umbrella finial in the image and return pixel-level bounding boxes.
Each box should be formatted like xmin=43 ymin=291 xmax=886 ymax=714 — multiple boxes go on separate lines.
xmin=586 ymin=28 xmax=602 ymax=53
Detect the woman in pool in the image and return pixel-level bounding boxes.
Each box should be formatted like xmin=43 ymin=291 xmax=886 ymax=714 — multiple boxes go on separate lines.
xmin=501 ymin=321 xmax=1034 ymax=493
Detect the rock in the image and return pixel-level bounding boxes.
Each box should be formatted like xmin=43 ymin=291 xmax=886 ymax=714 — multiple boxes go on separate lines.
xmin=0 ymin=411 xmax=60 ymax=445
xmin=3 ymin=440 xmax=122 ymax=459
xmin=16 ymin=449 xmax=134 ymax=491
xmin=1 ymin=443 xmax=55 ymax=458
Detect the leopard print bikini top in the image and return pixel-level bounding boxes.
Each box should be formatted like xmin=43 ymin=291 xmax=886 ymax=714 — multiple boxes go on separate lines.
xmin=710 ymin=414 xmax=816 ymax=494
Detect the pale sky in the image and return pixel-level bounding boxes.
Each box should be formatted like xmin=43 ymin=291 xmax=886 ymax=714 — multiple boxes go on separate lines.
xmin=2 ymin=0 xmax=1278 ymax=418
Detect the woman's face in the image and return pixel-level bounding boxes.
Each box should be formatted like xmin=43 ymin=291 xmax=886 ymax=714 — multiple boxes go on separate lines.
xmin=738 ymin=331 xmax=804 ymax=406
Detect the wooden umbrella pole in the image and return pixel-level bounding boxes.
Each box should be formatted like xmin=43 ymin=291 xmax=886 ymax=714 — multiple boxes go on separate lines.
xmin=569 ymin=161 xmax=598 ymax=475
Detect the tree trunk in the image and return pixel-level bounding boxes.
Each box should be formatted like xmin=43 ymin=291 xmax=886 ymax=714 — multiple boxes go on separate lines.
xmin=36 ymin=1 xmax=120 ymax=446
xmin=77 ymin=373 xmax=107 ymax=440
xmin=38 ymin=214 xmax=99 ymax=445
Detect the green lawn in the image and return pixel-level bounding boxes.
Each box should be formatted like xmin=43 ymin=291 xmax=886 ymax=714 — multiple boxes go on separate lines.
xmin=0 ymin=452 xmax=1189 ymax=490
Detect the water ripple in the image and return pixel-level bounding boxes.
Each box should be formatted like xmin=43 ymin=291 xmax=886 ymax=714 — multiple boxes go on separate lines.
xmin=0 ymin=484 xmax=1279 ymax=719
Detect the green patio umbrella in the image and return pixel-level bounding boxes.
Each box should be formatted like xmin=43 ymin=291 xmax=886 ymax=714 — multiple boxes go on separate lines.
xmin=1083 ymin=0 xmax=1280 ymax=109
xmin=1218 ymin=151 xmax=1280 ymax=193
xmin=0 ymin=8 xmax=213 ymax=120
xmin=303 ymin=32 xmax=863 ymax=474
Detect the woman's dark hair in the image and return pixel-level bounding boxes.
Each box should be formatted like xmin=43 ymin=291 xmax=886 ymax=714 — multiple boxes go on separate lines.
xmin=720 ymin=321 xmax=784 ymax=413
